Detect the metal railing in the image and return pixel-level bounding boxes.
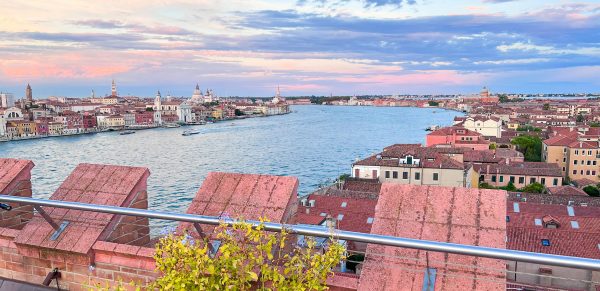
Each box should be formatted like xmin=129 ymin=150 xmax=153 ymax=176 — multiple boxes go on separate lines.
xmin=1 ymin=194 xmax=600 ymax=271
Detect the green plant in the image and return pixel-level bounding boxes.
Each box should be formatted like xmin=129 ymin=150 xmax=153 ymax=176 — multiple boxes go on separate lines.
xmin=489 ymin=143 xmax=497 ymax=150
xmin=520 ymin=182 xmax=545 ymax=193
xmin=583 ymin=185 xmax=600 ymax=197
xmin=151 ymin=218 xmax=345 ymax=290
xmin=428 ymin=101 xmax=439 ymax=107
xmin=499 ymin=182 xmax=517 ymax=191
xmin=511 ymin=135 xmax=543 ymax=162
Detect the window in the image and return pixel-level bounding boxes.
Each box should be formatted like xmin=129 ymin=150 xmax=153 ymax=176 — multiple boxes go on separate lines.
xmin=562 ymin=157 xmax=566 ymax=162
xmin=571 ymin=221 xmax=579 ymax=229
xmin=589 ymin=150 xmax=593 ymax=155
xmin=393 ymin=171 xmax=398 ymax=179
xmin=499 ymin=176 xmax=504 ymax=183
xmin=509 ymin=176 xmax=515 ymax=183
xmin=385 ymin=171 xmax=390 ymax=178
xmin=581 ymin=170 xmax=584 ymax=175
xmin=593 ymin=171 xmax=596 ymax=176
xmin=587 ymin=160 xmax=591 ymax=165
xmin=562 ymin=167 xmax=565 ymax=172
xmin=506 ymin=216 xmax=510 ymax=222
xmin=406 ymin=156 xmax=413 ymax=164
xmin=541 ymin=239 xmax=551 ymax=246
xmin=415 ymin=172 xmax=421 ymax=180
xmin=341 ymin=202 xmax=347 ymax=208
xmin=402 ymin=172 xmax=408 ymax=179
xmin=574 ymin=160 xmax=578 ymax=165
xmin=530 ymin=178 xmax=536 ymax=184
xmin=575 ymin=150 xmax=579 ymax=155
xmin=563 ymin=148 xmax=567 ymax=153
xmin=491 ymin=175 xmax=497 ymax=182
xmin=337 ymin=214 xmax=344 ymax=221
xmin=593 ymin=161 xmax=597 ymax=166
xmin=367 ymin=217 xmax=374 ymax=224
xmin=540 ymin=178 xmax=545 ymax=184
xmin=586 ymin=170 xmax=590 ymax=175
xmin=433 ymin=173 xmax=439 ymax=181
xmin=553 ymin=178 xmax=558 ymax=186
xmin=534 ymin=219 xmax=542 ymax=226
xmin=573 ymin=170 xmax=577 ymax=175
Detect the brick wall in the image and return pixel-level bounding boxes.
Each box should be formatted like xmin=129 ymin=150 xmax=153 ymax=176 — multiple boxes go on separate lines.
xmin=0 ymin=228 xmax=156 ymax=290
xmin=0 ymin=159 xmax=34 ymax=229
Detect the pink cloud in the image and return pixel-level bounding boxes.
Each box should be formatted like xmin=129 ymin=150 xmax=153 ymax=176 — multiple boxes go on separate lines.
xmin=334 ymin=70 xmax=488 ymax=85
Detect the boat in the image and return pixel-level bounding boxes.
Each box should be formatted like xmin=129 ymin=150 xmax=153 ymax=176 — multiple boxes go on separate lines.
xmin=163 ymin=123 xmax=181 ymax=128
xmin=120 ymin=130 xmax=135 ymax=135
xmin=425 ymin=125 xmax=440 ymax=131
xmin=182 ymin=130 xmax=201 ymax=136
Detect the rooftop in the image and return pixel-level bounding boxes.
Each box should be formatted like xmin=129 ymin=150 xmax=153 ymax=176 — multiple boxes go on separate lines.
xmin=357 ymin=185 xmax=506 ymax=290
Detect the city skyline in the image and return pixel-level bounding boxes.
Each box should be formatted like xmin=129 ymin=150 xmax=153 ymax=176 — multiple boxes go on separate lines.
xmin=1 ymin=0 xmax=600 ymax=97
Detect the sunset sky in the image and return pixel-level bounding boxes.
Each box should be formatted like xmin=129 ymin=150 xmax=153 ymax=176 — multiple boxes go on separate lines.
xmin=1 ymin=0 xmax=599 ymax=97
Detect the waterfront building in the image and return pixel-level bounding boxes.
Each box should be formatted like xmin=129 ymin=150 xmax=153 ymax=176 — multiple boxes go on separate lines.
xmin=0 ymin=92 xmax=15 ymax=108
xmin=351 ymin=144 xmax=477 ymax=188
xmin=0 ymin=110 xmax=6 ymax=137
xmin=177 ymin=101 xmax=193 ymax=123
xmin=34 ymin=117 xmax=50 ymax=136
xmin=191 ymin=84 xmax=203 ymax=103
xmin=82 ymin=113 xmax=97 ymax=130
xmin=153 ymin=90 xmax=163 ymax=126
xmin=7 ymin=120 xmax=37 ymax=138
xmin=134 ymin=111 xmax=154 ymax=125
xmin=123 ymin=112 xmax=136 ymax=127
xmin=455 ymin=115 xmax=502 ymax=138
xmin=426 ymin=126 xmax=490 ymax=150
xmin=272 ymin=86 xmax=285 ymax=104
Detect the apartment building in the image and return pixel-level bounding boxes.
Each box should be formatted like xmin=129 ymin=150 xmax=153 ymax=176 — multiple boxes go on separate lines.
xmin=351 ymin=144 xmax=476 ymax=188
xmin=543 ymin=130 xmax=599 ymax=182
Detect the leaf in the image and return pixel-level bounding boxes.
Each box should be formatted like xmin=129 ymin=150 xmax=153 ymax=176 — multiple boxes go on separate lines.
xmin=247 ymin=271 xmax=259 ymax=281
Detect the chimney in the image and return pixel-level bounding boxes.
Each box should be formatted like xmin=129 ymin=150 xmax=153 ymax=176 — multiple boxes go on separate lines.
xmin=325 ymin=215 xmax=336 ymax=230
xmin=486 ymin=164 xmax=490 ymax=174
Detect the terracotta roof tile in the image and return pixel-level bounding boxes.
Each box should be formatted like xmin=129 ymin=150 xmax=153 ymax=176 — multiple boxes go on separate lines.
xmin=294 ymin=193 xmax=377 ymax=233
xmin=507 ymin=202 xmax=600 ymax=259
xmin=14 ymin=163 xmax=150 ymax=255
xmin=0 ymin=158 xmax=34 ymax=193
xmin=547 ymin=186 xmax=588 ymax=196
xmin=357 ymin=185 xmax=506 ymax=291
xmin=182 ymin=172 xmax=298 ymax=236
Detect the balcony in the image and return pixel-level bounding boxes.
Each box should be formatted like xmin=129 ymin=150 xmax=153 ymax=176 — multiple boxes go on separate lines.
xmin=0 ymin=195 xmax=598 ymax=291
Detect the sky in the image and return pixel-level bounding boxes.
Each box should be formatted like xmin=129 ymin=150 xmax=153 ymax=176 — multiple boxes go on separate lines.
xmin=0 ymin=0 xmax=599 ymax=97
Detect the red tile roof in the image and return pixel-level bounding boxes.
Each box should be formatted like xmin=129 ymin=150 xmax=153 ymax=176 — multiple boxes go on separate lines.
xmin=547 ymin=186 xmax=588 ymax=196
xmin=0 ymin=158 xmax=34 ymax=193
xmin=355 ymin=144 xmax=464 ymax=170
xmin=474 ymin=161 xmax=562 ymax=177
xmin=180 ymin=172 xmax=298 ymax=236
xmin=357 ymin=185 xmax=506 ymax=290
xmin=543 ymin=131 xmax=580 ymax=146
xmin=507 ymin=202 xmax=600 ymax=259
xmin=14 ymin=163 xmax=150 ymax=255
xmin=295 ymin=193 xmax=377 ymax=234
xmin=428 ymin=126 xmax=482 ymax=137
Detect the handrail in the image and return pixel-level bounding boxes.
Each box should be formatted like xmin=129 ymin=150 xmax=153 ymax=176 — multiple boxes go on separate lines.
xmin=1 ymin=195 xmax=600 ymax=270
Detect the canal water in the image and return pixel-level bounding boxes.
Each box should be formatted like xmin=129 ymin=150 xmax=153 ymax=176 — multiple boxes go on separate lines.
xmin=0 ymin=105 xmax=458 ymax=214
